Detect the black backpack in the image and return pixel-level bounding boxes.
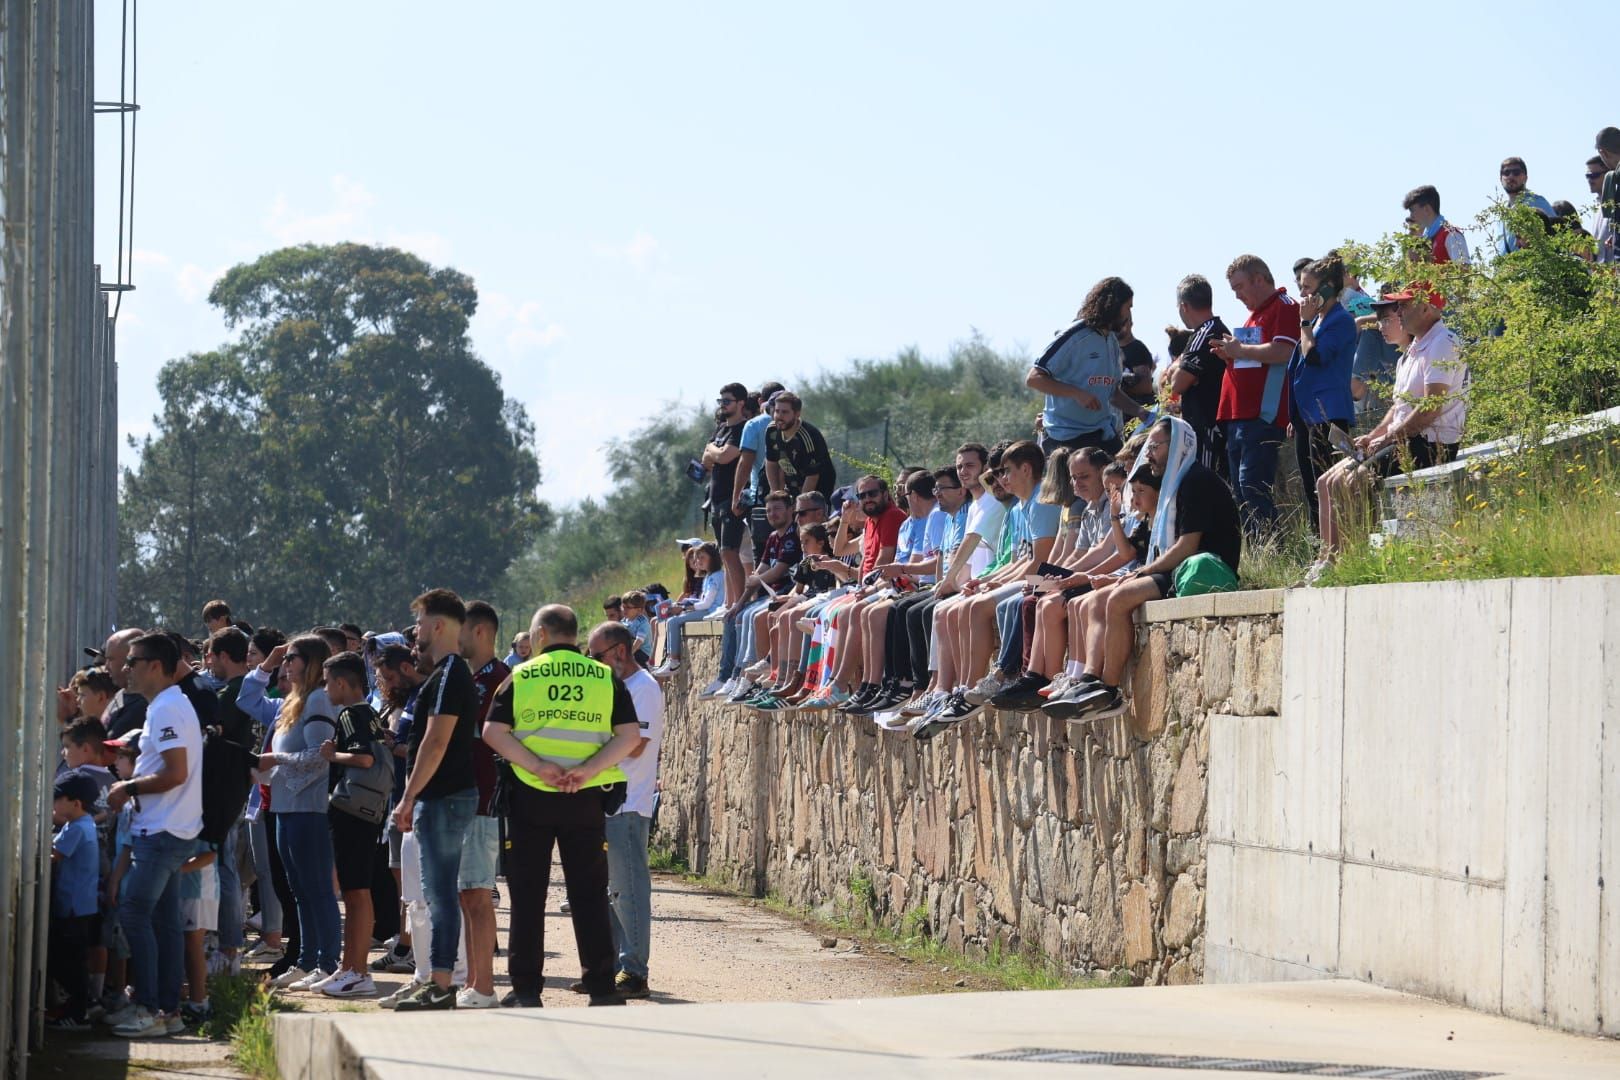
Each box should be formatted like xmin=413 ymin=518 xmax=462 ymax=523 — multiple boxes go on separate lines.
xmin=199 ymin=733 xmax=254 ymax=844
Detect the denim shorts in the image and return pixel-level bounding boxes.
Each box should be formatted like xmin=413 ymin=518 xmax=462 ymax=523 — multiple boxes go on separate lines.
xmin=457 ymin=814 xmax=500 ymax=891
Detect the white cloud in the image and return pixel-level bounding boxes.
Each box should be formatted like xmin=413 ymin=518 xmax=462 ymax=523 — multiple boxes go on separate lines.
xmin=175 ymin=262 xmax=229 ymax=305
xmin=593 ymin=231 xmax=662 ymax=273
xmin=479 ymin=292 xmax=565 ymax=354
xmin=264 ymin=174 xmax=377 ymax=245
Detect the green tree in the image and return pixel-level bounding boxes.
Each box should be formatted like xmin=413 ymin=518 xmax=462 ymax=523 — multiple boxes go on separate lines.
xmin=119 ymin=243 xmax=548 ymax=632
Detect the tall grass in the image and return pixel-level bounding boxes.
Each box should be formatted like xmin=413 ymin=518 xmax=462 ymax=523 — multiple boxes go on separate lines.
xmin=1322 ymin=445 xmax=1620 ymax=586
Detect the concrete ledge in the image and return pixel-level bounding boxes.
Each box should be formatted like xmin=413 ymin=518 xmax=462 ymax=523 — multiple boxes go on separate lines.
xmin=684 ymin=619 xmax=724 ymax=638
xmin=1142 ymin=588 xmax=1285 ymax=623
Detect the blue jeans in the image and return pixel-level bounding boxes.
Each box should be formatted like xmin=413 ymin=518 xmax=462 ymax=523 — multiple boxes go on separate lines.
xmin=217 ymin=817 xmax=244 ymax=951
xmin=247 ymin=813 xmax=281 ymax=936
xmin=119 ymin=830 xmax=194 ymax=1012
xmin=414 ymin=790 xmax=478 ymax=974
xmin=606 ymin=812 xmax=653 ymax=979
xmin=718 ymin=607 xmax=743 ymax=680
xmin=735 ymin=597 xmax=770 ymax=669
xmin=995 ymin=590 xmax=1025 ymax=676
xmin=1223 ymin=419 xmax=1285 ymax=535
xmin=662 ymin=609 xmax=711 ymax=659
xmin=275 ymin=811 xmax=341 ymax=972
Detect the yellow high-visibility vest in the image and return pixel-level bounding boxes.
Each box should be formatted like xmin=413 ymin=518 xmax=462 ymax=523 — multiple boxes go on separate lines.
xmin=509 ymin=649 xmax=626 ymax=792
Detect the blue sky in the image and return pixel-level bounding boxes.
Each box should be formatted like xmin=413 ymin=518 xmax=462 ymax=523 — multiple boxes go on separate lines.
xmin=96 ymin=0 xmax=1618 ymax=505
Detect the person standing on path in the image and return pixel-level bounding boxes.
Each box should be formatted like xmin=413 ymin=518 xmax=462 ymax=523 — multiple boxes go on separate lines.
xmin=104 ymin=632 xmax=205 ymax=1038
xmin=392 ymin=590 xmax=482 ymax=1012
xmin=481 ymin=604 xmax=642 ymax=1008
xmin=585 ymin=621 xmax=665 ymax=1000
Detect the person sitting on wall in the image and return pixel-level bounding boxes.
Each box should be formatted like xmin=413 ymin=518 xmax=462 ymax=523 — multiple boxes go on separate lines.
xmin=1058 ymin=416 xmax=1243 ymax=723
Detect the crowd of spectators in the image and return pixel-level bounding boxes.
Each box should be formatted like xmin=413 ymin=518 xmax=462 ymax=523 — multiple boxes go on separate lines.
xmin=635 ymin=136 xmax=1620 ymax=727
xmin=43 ymin=591 xmax=669 ymax=1036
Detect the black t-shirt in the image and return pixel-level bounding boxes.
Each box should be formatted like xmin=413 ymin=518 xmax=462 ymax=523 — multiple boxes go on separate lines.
xmin=1174 ymin=462 xmax=1242 ymax=574
xmin=765 ymin=421 xmax=836 ymax=497
xmin=1120 ymin=339 xmax=1156 ymax=404
xmin=707 ymin=421 xmax=744 ymax=508
xmin=330 ymin=701 xmax=381 ymax=790
xmin=793 ymin=559 xmax=838 ymax=595
xmin=406 ymin=654 xmax=480 ymax=801
xmin=1176 ymin=317 xmax=1230 ymax=435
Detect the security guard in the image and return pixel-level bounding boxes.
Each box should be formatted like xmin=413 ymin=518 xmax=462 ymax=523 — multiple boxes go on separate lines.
xmin=481 ymin=603 xmax=641 ymax=1007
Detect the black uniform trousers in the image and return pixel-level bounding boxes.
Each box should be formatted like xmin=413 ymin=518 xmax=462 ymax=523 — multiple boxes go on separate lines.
xmin=903 ymin=592 xmax=945 ymax=686
xmin=505 ymin=782 xmax=616 ymax=997
xmin=886 ymin=589 xmax=936 ymax=684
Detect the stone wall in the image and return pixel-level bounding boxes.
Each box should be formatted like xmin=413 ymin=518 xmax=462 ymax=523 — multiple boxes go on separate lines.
xmin=654 ymin=593 xmax=1284 ymax=983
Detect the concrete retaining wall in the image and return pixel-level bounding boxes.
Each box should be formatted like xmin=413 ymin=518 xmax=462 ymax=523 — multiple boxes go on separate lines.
xmin=656 ymin=595 xmax=1284 ymax=984
xmin=1206 ymin=577 xmax=1620 ymax=1037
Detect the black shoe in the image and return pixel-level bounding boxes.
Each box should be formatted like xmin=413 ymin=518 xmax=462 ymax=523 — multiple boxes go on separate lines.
xmin=940 ymin=692 xmax=983 ymax=722
xmin=588 ymin=993 xmax=626 ymax=1006
xmin=990 ymin=673 xmax=1050 ymax=711
xmin=567 ymin=980 xmax=589 ymax=994
xmin=1070 ymin=684 xmax=1123 ymax=722
xmin=867 ymin=682 xmax=911 ymax=711
xmin=838 ymin=683 xmax=880 ymax=714
xmin=1041 ymin=676 xmax=1101 ymax=720
xmin=500 ymin=990 xmax=542 ymax=1008
xmin=614 ymin=973 xmax=651 ymax=999
xmin=395 ymin=982 xmax=457 ymax=1011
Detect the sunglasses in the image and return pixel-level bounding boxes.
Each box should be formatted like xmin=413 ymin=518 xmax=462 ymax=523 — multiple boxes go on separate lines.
xmin=1587 ymin=171 xmax=1606 ymax=181
xmin=587 ymin=646 xmax=620 ymax=662
xmin=717 ymin=397 xmax=738 ymax=406
xmin=935 ymin=483 xmax=962 ymax=491
xmin=856 ymin=489 xmax=883 ymax=500
xmin=793 ymin=508 xmax=816 ymax=517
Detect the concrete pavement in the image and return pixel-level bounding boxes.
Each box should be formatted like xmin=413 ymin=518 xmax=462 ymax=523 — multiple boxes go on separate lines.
xmin=275 ymin=978 xmax=1620 ymax=1079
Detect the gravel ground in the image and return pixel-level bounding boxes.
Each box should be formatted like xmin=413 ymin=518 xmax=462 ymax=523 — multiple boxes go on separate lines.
xmin=38 ymin=870 xmax=949 ymax=1077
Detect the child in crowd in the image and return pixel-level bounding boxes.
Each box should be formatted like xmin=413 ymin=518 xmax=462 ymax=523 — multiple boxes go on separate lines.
xmin=179 ymin=841 xmax=219 ymax=1026
xmin=60 ymin=718 xmax=116 ymax=1005
xmin=620 ymin=591 xmax=653 ymax=667
xmin=97 ymin=739 xmax=140 ymax=1020
xmin=650 ymin=543 xmax=726 ymax=676
xmin=47 ymin=772 xmax=102 ymax=1029
xmin=318 ymin=651 xmax=385 ymax=998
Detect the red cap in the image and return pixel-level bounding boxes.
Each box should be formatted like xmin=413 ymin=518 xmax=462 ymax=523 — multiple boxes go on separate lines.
xmin=1380 ymin=285 xmax=1446 ymax=310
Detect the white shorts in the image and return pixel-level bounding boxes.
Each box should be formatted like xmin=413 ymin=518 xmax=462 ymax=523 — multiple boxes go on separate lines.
xmin=184 ymin=894 xmax=219 ymax=933
xmin=400 ymin=828 xmax=422 ymax=903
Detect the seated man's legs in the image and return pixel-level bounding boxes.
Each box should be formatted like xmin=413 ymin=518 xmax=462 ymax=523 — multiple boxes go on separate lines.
xmin=1100 ymin=576 xmax=1167 ymax=687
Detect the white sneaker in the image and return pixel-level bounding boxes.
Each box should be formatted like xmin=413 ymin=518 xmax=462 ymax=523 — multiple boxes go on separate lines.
xmin=964 ymin=671 xmax=1011 ymax=706
xmin=379 ymin=979 xmax=428 ymax=1010
xmin=100 ymin=1001 xmax=141 ymax=1027
xmin=742 ymin=658 xmax=771 ymax=680
xmin=651 ymin=658 xmax=680 ymax=676
xmin=321 ymin=970 xmax=378 ymax=998
xmin=268 ymin=965 xmax=309 ymax=989
xmin=698 ymin=678 xmax=727 ymax=699
xmin=111 ymin=1006 xmax=165 ymax=1039
xmin=306 ymin=969 xmax=346 ymax=993
xmin=718 ymin=677 xmax=741 ymax=698
xmin=456 ymin=987 xmax=499 ymax=1009
xmin=245 ymin=939 xmax=285 ymax=961
xmin=1044 ymin=674 xmax=1074 ymax=698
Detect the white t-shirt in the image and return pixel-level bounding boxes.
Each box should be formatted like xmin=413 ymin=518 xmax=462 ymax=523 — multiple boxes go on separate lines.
xmin=962 ymin=488 xmax=1007 ymax=577
xmin=134 ymin=684 xmax=204 ymax=840
xmin=1395 ymin=321 xmax=1468 ymax=446
xmin=617 ymin=670 xmax=665 ymax=818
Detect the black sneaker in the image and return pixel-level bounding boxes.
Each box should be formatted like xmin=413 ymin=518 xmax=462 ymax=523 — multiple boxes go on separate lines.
xmin=1070 ymin=684 xmax=1123 ymax=722
xmin=588 ymin=993 xmax=626 ymax=1006
xmin=614 ymin=973 xmax=651 ymax=999
xmin=940 ymin=692 xmax=984 ymax=722
xmin=867 ymin=682 xmax=912 ymax=712
xmin=500 ymin=990 xmax=542 ymax=1008
xmin=837 ymin=683 xmax=880 ymax=714
xmin=990 ymin=673 xmax=1050 ymax=711
xmin=1041 ymin=676 xmax=1101 ymax=720
xmin=395 ymin=983 xmax=457 ymax=1011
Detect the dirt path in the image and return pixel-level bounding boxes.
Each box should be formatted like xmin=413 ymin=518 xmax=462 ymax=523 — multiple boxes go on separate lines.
xmin=39 ymin=871 xmax=951 ymax=1077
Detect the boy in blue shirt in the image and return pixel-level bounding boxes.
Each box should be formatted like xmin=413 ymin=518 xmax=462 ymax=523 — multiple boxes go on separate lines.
xmin=49 ymin=771 xmax=102 ymax=1028
xmin=620 ymin=591 xmax=653 ymax=668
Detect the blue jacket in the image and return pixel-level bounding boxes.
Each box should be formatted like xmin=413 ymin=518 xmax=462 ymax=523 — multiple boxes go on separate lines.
xmin=1288 ymin=302 xmax=1356 ymax=425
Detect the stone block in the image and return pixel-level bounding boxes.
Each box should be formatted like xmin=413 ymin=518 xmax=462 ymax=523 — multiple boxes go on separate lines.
xmin=1165 ymin=956 xmax=1197 ymax=985
xmin=1199 ymin=624 xmax=1233 ymax=707
xmin=1168 ymin=748 xmax=1203 ymax=835
xmin=1166 ymin=837 xmax=1200 ymax=877
xmin=1121 ymin=881 xmax=1154 ymax=967
xmin=1161 ymin=875 xmax=1202 ymax=950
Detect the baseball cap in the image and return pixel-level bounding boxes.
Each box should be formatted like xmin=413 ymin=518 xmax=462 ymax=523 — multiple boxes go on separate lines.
xmin=53 ymin=771 xmax=101 ymax=809
xmin=1379 ymin=285 xmax=1446 ymax=310
xmin=83 ymin=646 xmax=104 ymax=662
xmin=104 ymin=733 xmax=139 ymax=751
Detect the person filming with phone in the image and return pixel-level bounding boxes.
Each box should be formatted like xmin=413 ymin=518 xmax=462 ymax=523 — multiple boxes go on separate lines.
xmin=1288 ymin=255 xmax=1357 ymax=535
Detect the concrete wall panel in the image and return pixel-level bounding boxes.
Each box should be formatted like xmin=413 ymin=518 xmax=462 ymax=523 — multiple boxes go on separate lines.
xmin=1500 ymin=578 xmax=1552 ymax=1024
xmin=1206 ymin=842 xmax=1339 ymax=978
xmin=1338 ymin=862 xmax=1505 ymax=1014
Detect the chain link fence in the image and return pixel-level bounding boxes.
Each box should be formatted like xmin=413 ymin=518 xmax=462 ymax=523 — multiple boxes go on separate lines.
xmin=0 ymin=3 xmax=117 ymax=1075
